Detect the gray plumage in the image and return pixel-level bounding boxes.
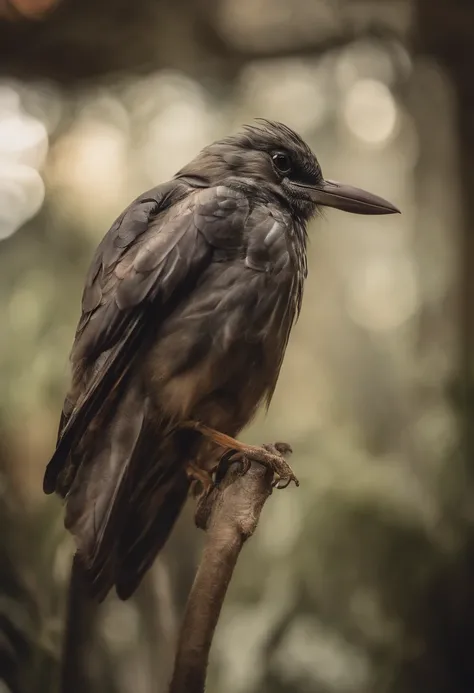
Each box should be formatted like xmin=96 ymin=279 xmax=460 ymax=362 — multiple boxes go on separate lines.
xmin=44 ymin=120 xmax=398 ymax=600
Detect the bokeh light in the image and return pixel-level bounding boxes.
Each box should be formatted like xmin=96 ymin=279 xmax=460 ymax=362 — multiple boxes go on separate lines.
xmin=343 ymin=79 xmax=398 ymax=146
xmin=0 ymin=82 xmax=48 ymax=239
xmin=0 ymin=163 xmax=45 ymax=240
xmin=345 ymin=255 xmax=419 ymax=331
xmin=238 ymin=59 xmax=328 ymax=132
xmin=49 ymin=120 xmax=127 ymax=212
xmin=140 ymin=73 xmax=216 ymax=180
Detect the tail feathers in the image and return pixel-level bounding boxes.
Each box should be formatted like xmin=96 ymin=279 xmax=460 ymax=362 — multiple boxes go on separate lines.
xmin=115 ymin=471 xmax=190 ymax=600
xmin=66 ymin=421 xmax=196 ymax=601
xmin=112 ymin=427 xmax=197 ymax=600
xmin=64 ymin=386 xmax=147 ymax=597
xmin=83 ymin=460 xmax=190 ymax=602
xmin=62 ymin=377 xmax=199 ymax=602
xmin=72 ymin=469 xmax=189 ymax=602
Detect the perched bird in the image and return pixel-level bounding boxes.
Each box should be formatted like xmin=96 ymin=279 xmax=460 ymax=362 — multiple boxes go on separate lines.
xmin=44 ymin=121 xmax=399 ymax=600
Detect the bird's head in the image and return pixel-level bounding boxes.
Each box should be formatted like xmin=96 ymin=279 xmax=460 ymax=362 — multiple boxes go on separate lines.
xmin=176 ymin=120 xmax=399 ymax=221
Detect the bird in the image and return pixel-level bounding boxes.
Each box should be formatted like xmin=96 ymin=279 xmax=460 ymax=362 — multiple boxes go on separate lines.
xmin=43 ymin=120 xmax=399 ymax=601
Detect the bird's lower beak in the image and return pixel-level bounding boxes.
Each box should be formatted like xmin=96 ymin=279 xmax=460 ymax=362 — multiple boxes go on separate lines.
xmin=309 ymin=179 xmax=400 ymax=215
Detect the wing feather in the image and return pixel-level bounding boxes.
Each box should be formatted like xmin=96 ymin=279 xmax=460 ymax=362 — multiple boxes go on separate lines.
xmin=43 ymin=183 xmax=207 ymax=494
xmin=44 ymin=183 xmax=250 ymax=496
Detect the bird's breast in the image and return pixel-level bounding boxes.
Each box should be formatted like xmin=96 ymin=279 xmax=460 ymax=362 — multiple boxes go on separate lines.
xmin=143 ymin=258 xmax=299 ymax=431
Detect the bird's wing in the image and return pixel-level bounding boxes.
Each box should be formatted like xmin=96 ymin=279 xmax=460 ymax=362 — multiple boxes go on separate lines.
xmin=44 ymin=183 xmax=250 ymax=495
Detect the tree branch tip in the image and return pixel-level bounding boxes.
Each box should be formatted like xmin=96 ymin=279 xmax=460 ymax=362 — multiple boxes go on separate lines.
xmin=194 ymin=460 xmax=273 ymax=534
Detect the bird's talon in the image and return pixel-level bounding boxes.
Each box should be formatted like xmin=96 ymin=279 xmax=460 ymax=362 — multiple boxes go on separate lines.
xmin=237 ymin=455 xmax=251 ymax=476
xmin=272 ymin=474 xmax=298 ymax=490
xmin=190 ymin=478 xmax=213 ymax=499
xmin=274 ymin=442 xmax=293 ymax=457
xmin=189 ymin=424 xmax=298 ymax=489
xmin=213 ymin=449 xmax=236 ymax=485
xmin=214 ymin=450 xmax=252 ymax=484
xmin=259 ymin=444 xmax=299 ymax=489
xmin=186 ymin=462 xmax=214 ymax=492
xmin=271 ymin=475 xmax=281 ymax=489
xmin=274 ymin=477 xmax=286 ymax=490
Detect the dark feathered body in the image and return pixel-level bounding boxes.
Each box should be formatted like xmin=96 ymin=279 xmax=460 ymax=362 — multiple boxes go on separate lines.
xmin=44 ymin=121 xmax=397 ymax=600
xmin=45 ymin=138 xmax=309 ymax=598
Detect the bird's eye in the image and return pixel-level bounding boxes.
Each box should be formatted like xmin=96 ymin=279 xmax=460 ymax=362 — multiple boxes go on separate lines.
xmin=272 ymin=152 xmax=292 ymax=175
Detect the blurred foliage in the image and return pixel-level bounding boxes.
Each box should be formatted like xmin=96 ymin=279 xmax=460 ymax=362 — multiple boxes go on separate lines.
xmin=2 ymin=0 xmax=474 ymax=692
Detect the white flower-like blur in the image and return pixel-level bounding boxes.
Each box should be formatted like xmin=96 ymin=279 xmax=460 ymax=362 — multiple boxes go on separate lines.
xmin=0 ymin=83 xmax=48 ymax=240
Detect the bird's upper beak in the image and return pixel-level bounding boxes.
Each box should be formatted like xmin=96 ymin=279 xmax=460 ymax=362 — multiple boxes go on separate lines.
xmin=308 ymin=179 xmax=400 ymax=215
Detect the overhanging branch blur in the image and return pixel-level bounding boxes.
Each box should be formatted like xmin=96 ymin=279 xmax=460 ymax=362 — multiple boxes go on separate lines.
xmin=0 ymin=0 xmax=406 ymax=84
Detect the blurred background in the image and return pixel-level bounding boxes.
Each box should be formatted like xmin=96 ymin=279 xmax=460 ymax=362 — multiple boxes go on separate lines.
xmin=1 ymin=0 xmax=474 ymax=691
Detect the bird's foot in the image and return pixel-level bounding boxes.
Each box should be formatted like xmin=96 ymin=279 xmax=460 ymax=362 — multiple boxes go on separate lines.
xmin=186 ymin=462 xmax=214 ymax=497
xmin=183 ymin=421 xmax=299 ymax=488
xmin=211 ymin=441 xmax=298 ymax=490
xmin=211 ymin=449 xmax=252 ymax=485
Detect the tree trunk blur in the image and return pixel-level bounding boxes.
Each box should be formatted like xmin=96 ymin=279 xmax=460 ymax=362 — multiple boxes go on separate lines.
xmin=407 ymin=1 xmax=474 ymax=690
xmin=414 ymin=0 xmax=474 ymax=495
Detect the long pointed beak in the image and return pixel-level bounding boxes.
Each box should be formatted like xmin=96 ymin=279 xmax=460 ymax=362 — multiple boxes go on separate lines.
xmin=309 ymin=179 xmax=400 ymax=215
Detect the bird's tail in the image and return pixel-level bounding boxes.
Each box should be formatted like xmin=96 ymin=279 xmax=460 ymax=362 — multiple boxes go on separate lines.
xmin=64 ymin=390 xmax=196 ymax=600
xmin=82 ymin=463 xmax=190 ymax=602
xmin=114 ymin=466 xmax=190 ymax=600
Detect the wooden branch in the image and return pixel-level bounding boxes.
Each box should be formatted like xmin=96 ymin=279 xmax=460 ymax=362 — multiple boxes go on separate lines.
xmin=169 ymin=461 xmax=274 ymax=693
